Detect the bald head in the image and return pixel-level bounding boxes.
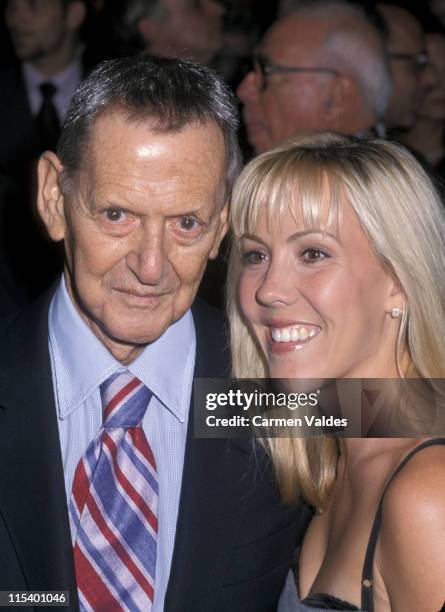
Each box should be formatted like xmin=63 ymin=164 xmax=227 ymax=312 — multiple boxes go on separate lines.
xmin=378 ymin=4 xmax=432 ymax=129
xmin=237 ymin=1 xmax=391 ymax=152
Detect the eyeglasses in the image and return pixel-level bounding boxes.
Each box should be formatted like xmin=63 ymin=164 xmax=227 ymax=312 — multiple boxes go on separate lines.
xmin=253 ymin=53 xmax=338 ymax=91
xmin=389 ymin=52 xmax=430 ymax=73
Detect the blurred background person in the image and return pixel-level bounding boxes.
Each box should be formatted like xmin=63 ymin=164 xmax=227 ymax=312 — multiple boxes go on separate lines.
xmin=237 ymin=0 xmax=392 ymax=155
xmin=377 ymin=3 xmax=437 ymax=134
xmin=429 ymin=0 xmax=445 ymax=26
xmin=2 ymin=0 xmax=87 ymax=167
xmin=400 ymin=29 xmax=445 ymax=182
xmin=0 ymin=0 xmax=88 ymax=301
xmin=118 ymin=0 xmax=225 ymax=65
xmin=212 ymin=0 xmax=278 ymax=88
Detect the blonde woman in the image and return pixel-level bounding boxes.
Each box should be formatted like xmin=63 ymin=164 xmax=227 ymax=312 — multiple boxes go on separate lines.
xmin=228 ymin=133 xmax=445 ymax=611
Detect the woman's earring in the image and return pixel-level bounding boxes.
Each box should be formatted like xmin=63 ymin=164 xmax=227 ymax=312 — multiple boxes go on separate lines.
xmin=390 ymin=307 xmax=402 ymax=319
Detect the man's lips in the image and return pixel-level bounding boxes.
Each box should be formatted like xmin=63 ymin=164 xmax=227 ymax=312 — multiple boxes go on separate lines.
xmin=113 ymin=288 xmax=169 ymax=302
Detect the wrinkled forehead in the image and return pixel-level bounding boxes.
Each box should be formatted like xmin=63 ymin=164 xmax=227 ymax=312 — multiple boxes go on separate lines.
xmin=232 ymin=164 xmax=344 ymax=239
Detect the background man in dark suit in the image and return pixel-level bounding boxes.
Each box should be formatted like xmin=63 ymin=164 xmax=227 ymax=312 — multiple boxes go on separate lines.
xmin=0 ymin=55 xmax=309 ymax=611
xmin=0 ymin=0 xmax=88 ymax=300
xmin=2 ymin=0 xmax=87 ymax=164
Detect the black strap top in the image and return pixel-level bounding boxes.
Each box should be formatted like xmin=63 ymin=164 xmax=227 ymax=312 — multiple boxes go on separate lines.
xmin=360 ymin=438 xmax=445 ymax=611
xmin=301 ymin=438 xmax=445 ymax=611
xmin=302 ymin=592 xmax=359 ymax=610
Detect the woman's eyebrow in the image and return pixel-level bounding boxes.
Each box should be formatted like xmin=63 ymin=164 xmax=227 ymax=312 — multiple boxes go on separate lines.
xmin=286 ymin=229 xmax=339 ymax=243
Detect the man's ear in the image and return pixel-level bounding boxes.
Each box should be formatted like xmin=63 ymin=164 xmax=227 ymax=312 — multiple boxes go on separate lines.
xmin=209 ymin=202 xmax=229 ymax=260
xmin=66 ymin=0 xmax=87 ymax=32
xmin=36 ymin=152 xmax=67 ymax=242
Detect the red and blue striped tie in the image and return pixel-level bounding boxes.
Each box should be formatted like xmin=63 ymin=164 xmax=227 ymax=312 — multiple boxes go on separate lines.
xmin=70 ymin=371 xmax=158 ymax=611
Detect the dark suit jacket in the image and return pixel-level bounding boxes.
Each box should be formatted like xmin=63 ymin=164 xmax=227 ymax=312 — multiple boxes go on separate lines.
xmin=0 ymin=64 xmax=37 ymax=180
xmin=0 ymin=62 xmax=90 ymax=300
xmin=0 ymin=62 xmax=90 ymax=177
xmin=0 ymin=290 xmax=311 ymax=612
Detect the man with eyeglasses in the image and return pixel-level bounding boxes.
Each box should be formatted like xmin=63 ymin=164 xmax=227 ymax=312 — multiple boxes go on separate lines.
xmin=237 ymin=0 xmax=392 ymax=154
xmin=377 ymin=4 xmax=437 ymax=131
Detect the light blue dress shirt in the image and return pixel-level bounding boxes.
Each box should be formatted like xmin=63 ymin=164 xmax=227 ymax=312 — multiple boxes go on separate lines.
xmin=48 ymin=277 xmax=196 ymax=612
xmin=22 ymin=51 xmax=83 ymax=121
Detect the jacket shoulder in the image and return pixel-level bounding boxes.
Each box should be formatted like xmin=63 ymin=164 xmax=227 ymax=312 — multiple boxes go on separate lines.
xmin=191 ymin=298 xmax=231 ymax=378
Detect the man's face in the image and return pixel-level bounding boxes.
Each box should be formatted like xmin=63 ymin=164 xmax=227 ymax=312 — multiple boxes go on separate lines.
xmin=146 ymin=0 xmax=225 ymax=64
xmin=418 ymin=33 xmax=445 ymax=122
xmin=5 ymin=0 xmax=69 ymax=62
xmin=237 ymin=15 xmax=335 ymax=153
xmin=380 ymin=6 xmax=434 ymax=129
xmin=40 ymin=114 xmax=228 ymax=363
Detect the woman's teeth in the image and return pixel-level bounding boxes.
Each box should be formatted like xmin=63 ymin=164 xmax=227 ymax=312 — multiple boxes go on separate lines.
xmin=271 ymin=325 xmax=318 ymax=343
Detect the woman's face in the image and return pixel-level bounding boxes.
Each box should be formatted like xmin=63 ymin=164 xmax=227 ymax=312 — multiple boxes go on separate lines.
xmin=238 ymin=186 xmax=403 ymax=380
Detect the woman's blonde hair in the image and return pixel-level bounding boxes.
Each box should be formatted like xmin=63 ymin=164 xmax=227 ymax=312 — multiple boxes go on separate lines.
xmin=227 ymin=133 xmax=445 ymax=509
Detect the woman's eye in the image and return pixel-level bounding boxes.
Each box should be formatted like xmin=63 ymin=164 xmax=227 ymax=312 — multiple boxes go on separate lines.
xmin=301 ymin=248 xmax=328 ymax=263
xmin=242 ymin=250 xmax=268 ymax=265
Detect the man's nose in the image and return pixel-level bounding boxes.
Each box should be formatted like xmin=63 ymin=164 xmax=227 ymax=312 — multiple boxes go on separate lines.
xmin=126 ymin=228 xmax=167 ymax=286
xmin=237 ymin=70 xmax=260 ymax=104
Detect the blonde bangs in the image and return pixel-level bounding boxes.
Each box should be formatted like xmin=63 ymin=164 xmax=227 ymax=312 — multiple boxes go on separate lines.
xmin=230 ymin=148 xmax=343 ymax=241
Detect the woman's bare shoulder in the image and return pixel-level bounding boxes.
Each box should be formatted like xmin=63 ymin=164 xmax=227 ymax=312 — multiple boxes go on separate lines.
xmin=377 ymin=442 xmax=445 ymax=612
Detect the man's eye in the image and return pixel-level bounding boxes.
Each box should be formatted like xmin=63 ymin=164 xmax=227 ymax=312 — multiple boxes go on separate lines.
xmin=301 ymin=248 xmax=328 ymax=263
xmin=104 ymin=208 xmax=127 ymax=222
xmin=179 ymin=216 xmax=199 ymax=231
xmin=242 ymin=250 xmax=267 ymax=265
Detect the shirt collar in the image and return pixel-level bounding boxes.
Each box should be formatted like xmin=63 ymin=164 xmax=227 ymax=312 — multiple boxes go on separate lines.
xmin=49 ymin=276 xmax=195 ymax=423
xmin=22 ymin=49 xmax=83 ymax=92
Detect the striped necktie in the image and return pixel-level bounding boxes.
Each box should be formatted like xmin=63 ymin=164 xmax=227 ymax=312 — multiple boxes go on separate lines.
xmin=70 ymin=371 xmax=158 ymax=611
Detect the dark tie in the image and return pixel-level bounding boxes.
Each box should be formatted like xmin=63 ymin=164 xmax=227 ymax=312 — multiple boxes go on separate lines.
xmin=35 ymin=82 xmax=61 ymax=153
xmin=70 ymin=371 xmax=158 ymax=611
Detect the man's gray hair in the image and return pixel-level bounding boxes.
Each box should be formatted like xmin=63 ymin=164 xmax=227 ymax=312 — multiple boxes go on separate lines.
xmin=58 ymin=54 xmax=241 ymax=200
xmin=289 ymin=0 xmax=392 ymax=119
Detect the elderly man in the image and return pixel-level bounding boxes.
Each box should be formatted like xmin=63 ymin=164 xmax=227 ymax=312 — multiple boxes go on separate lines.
xmin=377 ymin=4 xmax=437 ymax=131
xmin=119 ymin=0 xmax=225 ymax=65
xmin=0 ymin=56 xmax=307 ymax=612
xmin=238 ymin=0 xmax=392 ymax=153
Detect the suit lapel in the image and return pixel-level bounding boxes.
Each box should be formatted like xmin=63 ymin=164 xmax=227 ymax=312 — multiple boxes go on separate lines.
xmin=164 ymin=301 xmax=253 ymax=611
xmin=0 ymin=293 xmax=78 ymax=610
